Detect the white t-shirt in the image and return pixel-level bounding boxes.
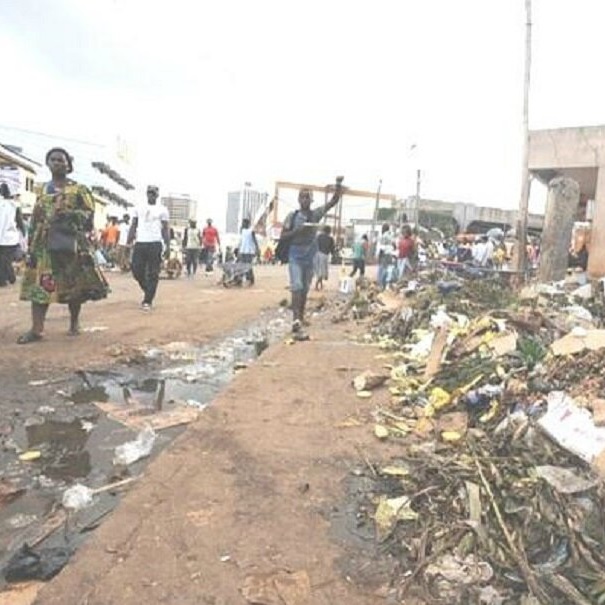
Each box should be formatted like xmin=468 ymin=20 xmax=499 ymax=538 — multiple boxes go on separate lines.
xmin=132 ymin=204 xmax=169 ymax=243
xmin=0 ymin=199 xmax=19 ymax=246
xmin=118 ymin=222 xmax=129 ymax=246
xmin=239 ymin=228 xmax=257 ymax=255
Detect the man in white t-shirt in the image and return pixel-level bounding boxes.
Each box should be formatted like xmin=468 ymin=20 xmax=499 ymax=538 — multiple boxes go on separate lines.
xmin=128 ymin=185 xmax=170 ymax=310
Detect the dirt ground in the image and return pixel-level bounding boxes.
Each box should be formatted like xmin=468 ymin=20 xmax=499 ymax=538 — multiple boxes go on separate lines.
xmin=0 ymin=266 xmax=291 ymax=373
xmin=1 ymin=265 xmax=410 ymax=605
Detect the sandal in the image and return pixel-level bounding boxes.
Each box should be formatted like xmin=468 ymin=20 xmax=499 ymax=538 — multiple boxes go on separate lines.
xmin=17 ymin=331 xmax=43 ymax=345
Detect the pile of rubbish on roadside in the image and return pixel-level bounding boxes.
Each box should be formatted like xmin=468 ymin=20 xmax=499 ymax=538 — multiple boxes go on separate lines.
xmin=344 ymin=269 xmax=605 ymax=604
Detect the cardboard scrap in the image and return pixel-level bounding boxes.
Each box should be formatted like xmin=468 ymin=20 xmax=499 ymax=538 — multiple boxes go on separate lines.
xmin=423 ymin=325 xmax=449 ymax=380
xmin=94 ymin=401 xmax=199 ymax=431
xmin=591 ymin=398 xmax=605 ymax=427
xmin=551 ymin=329 xmax=605 ymax=357
xmin=488 ymin=332 xmax=518 ymax=357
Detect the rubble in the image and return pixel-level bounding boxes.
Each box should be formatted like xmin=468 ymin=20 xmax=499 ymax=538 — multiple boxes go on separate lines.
xmin=337 ymin=268 xmax=605 ymax=603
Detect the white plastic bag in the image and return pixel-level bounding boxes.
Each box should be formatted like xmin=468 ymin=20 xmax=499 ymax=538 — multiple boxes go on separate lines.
xmin=113 ymin=426 xmax=157 ymax=466
xmin=339 ymin=276 xmax=354 ymax=294
xmin=62 ymin=484 xmax=94 ymax=511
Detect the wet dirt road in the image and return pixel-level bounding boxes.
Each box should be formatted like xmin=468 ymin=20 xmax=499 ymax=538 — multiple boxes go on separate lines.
xmin=1 ymin=266 xmax=415 ymax=604
xmin=0 ymin=267 xmax=293 ymax=594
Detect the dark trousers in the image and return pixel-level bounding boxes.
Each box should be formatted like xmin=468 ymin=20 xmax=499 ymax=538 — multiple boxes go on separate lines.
xmin=239 ymin=253 xmax=255 ymax=284
xmin=350 ymin=258 xmax=365 ymax=277
xmin=203 ymin=246 xmax=216 ymax=271
xmin=185 ymin=249 xmax=199 ymax=275
xmin=132 ymin=242 xmax=162 ymax=304
xmin=0 ymin=245 xmax=17 ymax=286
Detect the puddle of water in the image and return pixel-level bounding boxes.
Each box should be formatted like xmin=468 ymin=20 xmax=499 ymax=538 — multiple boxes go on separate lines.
xmin=25 ymin=419 xmax=92 ymax=480
xmin=69 ymin=315 xmax=286 ymax=410
xmin=0 ymin=311 xmax=290 ymax=577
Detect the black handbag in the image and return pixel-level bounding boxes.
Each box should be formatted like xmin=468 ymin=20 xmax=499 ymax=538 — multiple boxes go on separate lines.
xmin=48 ymin=216 xmax=78 ymax=253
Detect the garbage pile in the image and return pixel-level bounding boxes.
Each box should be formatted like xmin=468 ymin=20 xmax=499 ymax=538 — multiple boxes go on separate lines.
xmin=345 ymin=272 xmax=605 ymax=604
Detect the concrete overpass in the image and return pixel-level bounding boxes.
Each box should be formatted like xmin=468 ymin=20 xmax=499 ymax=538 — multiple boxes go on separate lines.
xmin=402 ymin=197 xmax=544 ymax=234
xmin=529 ymin=125 xmax=605 ymax=276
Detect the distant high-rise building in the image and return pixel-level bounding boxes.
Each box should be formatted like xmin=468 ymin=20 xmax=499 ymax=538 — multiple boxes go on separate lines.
xmin=226 ymin=185 xmax=269 ymax=234
xmin=162 ymin=194 xmax=198 ymax=229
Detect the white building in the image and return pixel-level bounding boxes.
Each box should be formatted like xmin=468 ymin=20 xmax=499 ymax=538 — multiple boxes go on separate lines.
xmin=161 ymin=194 xmax=198 ymax=232
xmin=0 ymin=144 xmax=40 ymax=213
xmin=0 ymin=127 xmax=136 ymax=229
xmin=226 ymin=184 xmax=269 ymax=234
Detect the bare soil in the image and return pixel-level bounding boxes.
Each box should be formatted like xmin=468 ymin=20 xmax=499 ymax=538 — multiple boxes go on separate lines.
xmin=1 ymin=266 xmax=409 ymax=605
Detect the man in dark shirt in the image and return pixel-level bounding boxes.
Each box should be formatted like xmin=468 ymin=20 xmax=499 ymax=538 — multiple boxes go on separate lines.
xmin=281 ymin=177 xmax=344 ymax=339
xmin=314 ymin=225 xmax=336 ymax=291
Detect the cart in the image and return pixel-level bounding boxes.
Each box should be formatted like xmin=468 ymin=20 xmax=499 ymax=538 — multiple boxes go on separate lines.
xmin=220 ymin=261 xmax=253 ymax=287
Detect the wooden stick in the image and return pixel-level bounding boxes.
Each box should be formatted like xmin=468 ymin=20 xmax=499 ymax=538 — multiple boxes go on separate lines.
xmin=546 ymin=574 xmax=592 ymax=605
xmin=473 ymin=455 xmax=548 ymax=603
xmin=91 ymin=476 xmax=139 ymax=495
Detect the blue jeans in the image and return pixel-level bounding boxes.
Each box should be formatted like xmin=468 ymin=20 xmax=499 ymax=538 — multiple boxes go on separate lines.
xmin=289 ymin=259 xmax=314 ymax=293
xmin=377 ymin=253 xmax=394 ymax=289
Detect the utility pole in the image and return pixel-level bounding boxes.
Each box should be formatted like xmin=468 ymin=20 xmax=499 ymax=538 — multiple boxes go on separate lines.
xmin=415 ymin=168 xmax=421 ymax=226
xmin=514 ymin=0 xmax=532 ymax=277
xmin=371 ymin=179 xmax=382 ymax=258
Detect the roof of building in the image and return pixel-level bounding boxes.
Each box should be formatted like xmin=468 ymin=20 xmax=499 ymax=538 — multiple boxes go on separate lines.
xmin=0 ymin=143 xmax=41 ymax=172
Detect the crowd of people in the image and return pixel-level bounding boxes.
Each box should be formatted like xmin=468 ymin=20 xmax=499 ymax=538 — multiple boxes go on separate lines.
xmin=0 ymin=149 xmax=594 ymax=346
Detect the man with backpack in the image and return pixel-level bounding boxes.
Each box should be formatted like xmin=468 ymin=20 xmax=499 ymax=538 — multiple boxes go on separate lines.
xmin=279 ymin=177 xmax=344 ymax=340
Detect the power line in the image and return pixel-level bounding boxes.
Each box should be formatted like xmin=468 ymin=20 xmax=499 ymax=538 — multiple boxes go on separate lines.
xmin=0 ymin=124 xmax=102 ymax=148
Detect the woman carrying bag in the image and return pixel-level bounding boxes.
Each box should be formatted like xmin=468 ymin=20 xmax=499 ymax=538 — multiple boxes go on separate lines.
xmin=18 ymin=148 xmax=109 ymax=343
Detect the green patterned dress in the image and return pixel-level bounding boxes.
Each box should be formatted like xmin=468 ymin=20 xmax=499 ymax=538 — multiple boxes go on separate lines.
xmin=20 ymin=181 xmax=109 ymax=305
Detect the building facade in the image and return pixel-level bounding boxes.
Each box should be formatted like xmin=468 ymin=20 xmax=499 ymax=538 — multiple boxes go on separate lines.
xmin=0 ymin=144 xmax=40 ymax=213
xmin=226 ymin=185 xmax=269 ymax=234
xmin=162 ymin=194 xmax=198 ymax=231
xmin=0 ymin=127 xmax=136 ymax=229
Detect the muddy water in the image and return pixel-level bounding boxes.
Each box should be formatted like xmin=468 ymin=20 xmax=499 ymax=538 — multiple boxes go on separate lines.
xmin=0 ymin=311 xmax=288 ymax=582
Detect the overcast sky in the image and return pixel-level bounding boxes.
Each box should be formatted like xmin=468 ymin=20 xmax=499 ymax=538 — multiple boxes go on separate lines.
xmin=1 ymin=0 xmax=604 ymax=222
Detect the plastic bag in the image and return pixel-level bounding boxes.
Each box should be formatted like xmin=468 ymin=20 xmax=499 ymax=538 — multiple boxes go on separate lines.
xmin=4 ymin=544 xmax=72 ymax=582
xmin=113 ymin=426 xmax=157 ymax=466
xmin=62 ymin=484 xmax=94 ymax=511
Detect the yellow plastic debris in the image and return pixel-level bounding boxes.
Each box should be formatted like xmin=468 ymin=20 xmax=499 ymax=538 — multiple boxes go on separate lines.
xmin=424 ymin=387 xmax=452 ymax=417
xmin=356 ymin=390 xmax=373 ymax=399
xmin=374 ymin=425 xmax=390 ymax=440
xmin=374 ymin=495 xmax=419 ymax=541
xmin=479 ymin=400 xmax=500 ymax=423
xmin=19 ymin=450 xmax=41 ymax=462
xmin=441 ymin=431 xmax=463 ymax=442
xmin=380 ymin=466 xmax=410 ymax=477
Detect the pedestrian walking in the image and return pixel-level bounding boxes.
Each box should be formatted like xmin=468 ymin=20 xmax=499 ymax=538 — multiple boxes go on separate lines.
xmin=116 ymin=213 xmax=131 ymax=271
xmin=280 ymin=177 xmax=344 ymax=340
xmin=314 ymin=225 xmax=335 ymax=290
xmin=202 ymin=218 xmax=220 ymax=273
xmin=182 ymin=219 xmax=202 ymax=277
xmin=238 ymin=218 xmax=260 ymax=284
xmin=350 ymin=234 xmax=368 ymax=278
xmin=0 ymin=183 xmax=24 ymax=287
xmin=377 ymin=223 xmax=396 ymax=290
xmin=397 ymin=225 xmax=415 ymax=277
xmin=128 ymin=185 xmax=170 ymax=311
xmin=17 ymin=148 xmax=109 ymax=343
xmin=101 ymin=217 xmax=119 ymax=265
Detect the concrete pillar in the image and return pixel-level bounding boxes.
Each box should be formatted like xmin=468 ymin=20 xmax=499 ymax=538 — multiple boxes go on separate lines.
xmin=588 ymin=167 xmax=605 ymax=278
xmin=538 ymin=177 xmax=580 ymax=283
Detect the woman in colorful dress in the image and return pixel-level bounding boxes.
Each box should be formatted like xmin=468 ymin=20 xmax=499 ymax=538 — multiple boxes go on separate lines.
xmin=18 ymin=148 xmax=109 ymax=344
